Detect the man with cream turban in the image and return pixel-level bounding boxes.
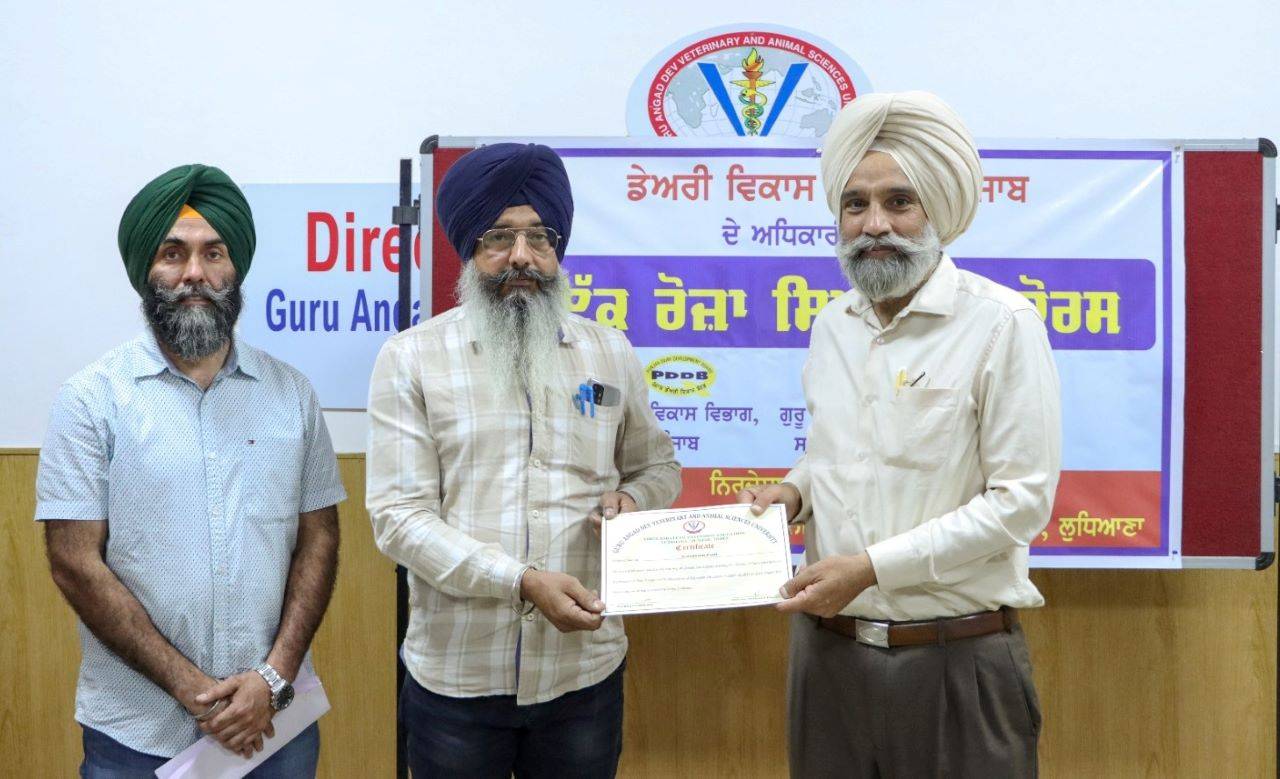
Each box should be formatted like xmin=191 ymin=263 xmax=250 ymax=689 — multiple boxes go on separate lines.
xmin=37 ymin=164 xmax=345 ymax=777
xmin=741 ymin=93 xmax=1061 ymax=776
xmin=366 ymin=142 xmax=679 ymax=778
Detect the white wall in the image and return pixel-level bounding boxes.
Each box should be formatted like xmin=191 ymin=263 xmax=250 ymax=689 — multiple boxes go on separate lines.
xmin=2 ymin=0 xmax=1277 ymax=451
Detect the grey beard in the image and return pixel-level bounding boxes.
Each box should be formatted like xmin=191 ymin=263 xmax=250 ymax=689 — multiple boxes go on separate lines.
xmin=142 ymin=279 xmax=242 ymax=361
xmin=456 ymin=263 xmax=569 ymax=402
xmin=836 ymin=223 xmax=942 ymax=302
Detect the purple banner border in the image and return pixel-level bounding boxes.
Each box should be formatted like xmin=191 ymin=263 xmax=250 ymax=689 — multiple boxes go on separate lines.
xmin=556 ymin=146 xmax=1176 ymax=559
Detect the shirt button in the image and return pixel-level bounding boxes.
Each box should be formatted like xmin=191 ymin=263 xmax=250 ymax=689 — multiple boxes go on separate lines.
xmin=523 ymin=612 xmax=536 ymax=622
xmin=863 ymin=395 xmax=874 ymax=405
xmin=206 ymin=452 xmax=217 ymax=460
xmin=856 ymin=452 xmax=868 ymax=462
xmin=531 ymin=510 xmax=540 ymax=518
xmin=875 ymin=337 xmax=885 ymax=345
xmin=532 ymin=458 xmax=543 ymax=469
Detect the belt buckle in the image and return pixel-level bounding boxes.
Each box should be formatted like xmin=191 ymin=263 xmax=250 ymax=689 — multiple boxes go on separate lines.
xmin=854 ymin=619 xmax=891 ymax=648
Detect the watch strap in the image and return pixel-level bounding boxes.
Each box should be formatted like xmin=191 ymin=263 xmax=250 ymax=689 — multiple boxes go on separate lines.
xmin=255 ymin=663 xmax=287 ymax=696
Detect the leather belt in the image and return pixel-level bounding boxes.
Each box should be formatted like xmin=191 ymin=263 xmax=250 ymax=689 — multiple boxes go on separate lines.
xmin=813 ymin=607 xmax=1018 ymax=648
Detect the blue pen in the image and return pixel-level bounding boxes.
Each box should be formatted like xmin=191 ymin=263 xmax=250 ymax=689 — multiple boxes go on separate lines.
xmin=576 ymin=383 xmax=596 ymax=418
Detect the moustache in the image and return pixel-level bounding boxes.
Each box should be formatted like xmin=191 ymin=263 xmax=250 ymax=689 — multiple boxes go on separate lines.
xmin=152 ymin=282 xmax=232 ymax=304
xmin=841 ymin=231 xmax=930 ymax=261
xmin=479 ymin=266 xmax=557 ymax=292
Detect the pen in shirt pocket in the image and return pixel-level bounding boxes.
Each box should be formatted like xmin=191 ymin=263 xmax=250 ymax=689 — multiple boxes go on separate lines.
xmin=894 ymin=369 xmax=929 ymax=394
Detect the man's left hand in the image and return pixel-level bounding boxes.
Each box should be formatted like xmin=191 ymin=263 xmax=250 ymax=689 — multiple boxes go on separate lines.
xmin=588 ymin=491 xmax=637 ymax=535
xmin=195 ymin=671 xmax=276 ymax=758
xmin=776 ymin=553 xmax=877 ymax=618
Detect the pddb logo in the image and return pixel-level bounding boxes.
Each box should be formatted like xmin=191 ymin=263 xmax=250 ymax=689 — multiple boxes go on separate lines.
xmin=627 ymin=24 xmax=872 ymax=139
xmin=645 ymin=355 xmax=716 ymax=397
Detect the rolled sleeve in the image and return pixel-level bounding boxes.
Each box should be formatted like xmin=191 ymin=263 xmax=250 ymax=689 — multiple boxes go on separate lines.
xmin=35 ymin=383 xmax=108 ymax=521
xmin=298 ymin=383 xmax=347 ymax=513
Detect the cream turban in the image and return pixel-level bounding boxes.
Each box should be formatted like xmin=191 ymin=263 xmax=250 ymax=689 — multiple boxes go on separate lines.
xmin=820 ymin=91 xmax=982 ymax=246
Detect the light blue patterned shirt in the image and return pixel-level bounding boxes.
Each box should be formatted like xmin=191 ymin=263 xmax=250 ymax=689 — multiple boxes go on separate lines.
xmin=35 ymin=332 xmax=346 ymax=757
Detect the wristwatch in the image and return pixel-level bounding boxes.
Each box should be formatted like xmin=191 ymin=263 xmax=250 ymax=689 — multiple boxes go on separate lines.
xmin=254 ymin=663 xmax=295 ymax=711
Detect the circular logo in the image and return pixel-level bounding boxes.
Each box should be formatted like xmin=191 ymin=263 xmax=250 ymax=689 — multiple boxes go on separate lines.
xmin=682 ymin=519 xmax=707 ymax=534
xmin=627 ymin=25 xmax=872 ymax=139
xmin=645 ymin=354 xmax=716 ymax=397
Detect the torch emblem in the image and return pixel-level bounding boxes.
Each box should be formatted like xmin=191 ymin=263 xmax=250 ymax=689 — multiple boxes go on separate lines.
xmin=730 ymin=48 xmax=775 ymax=136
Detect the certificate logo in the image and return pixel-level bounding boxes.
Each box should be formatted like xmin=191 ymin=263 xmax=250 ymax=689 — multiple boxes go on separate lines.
xmin=626 ymin=24 xmax=872 ymax=138
xmin=682 ymin=520 xmax=707 ymax=534
xmin=646 ymin=354 xmax=716 ymax=397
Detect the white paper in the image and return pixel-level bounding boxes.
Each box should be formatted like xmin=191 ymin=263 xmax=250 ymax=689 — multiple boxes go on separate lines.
xmin=600 ymin=503 xmax=792 ymax=616
xmin=155 ymin=670 xmax=331 ymax=779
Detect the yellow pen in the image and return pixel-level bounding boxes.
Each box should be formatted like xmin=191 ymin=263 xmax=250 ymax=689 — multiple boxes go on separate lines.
xmin=894 ymin=369 xmax=907 ymax=391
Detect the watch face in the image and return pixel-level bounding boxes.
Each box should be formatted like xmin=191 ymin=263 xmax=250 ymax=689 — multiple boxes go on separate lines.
xmin=274 ymin=684 xmax=295 ymax=711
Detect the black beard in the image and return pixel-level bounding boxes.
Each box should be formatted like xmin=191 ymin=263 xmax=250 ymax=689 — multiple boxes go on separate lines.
xmin=142 ymin=279 xmax=242 ymax=360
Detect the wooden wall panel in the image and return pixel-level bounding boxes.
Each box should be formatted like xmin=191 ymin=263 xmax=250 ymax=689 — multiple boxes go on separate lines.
xmin=1 ymin=451 xmax=81 ymax=777
xmin=2 ymin=451 xmax=1274 ymax=778
xmin=312 ymin=455 xmax=398 ymax=778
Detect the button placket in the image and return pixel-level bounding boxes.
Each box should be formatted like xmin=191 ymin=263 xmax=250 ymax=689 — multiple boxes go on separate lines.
xmin=200 ymin=395 xmax=231 ymax=673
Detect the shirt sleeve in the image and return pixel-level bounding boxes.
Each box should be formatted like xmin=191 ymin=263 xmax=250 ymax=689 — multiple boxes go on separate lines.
xmin=614 ymin=346 xmax=681 ymax=511
xmin=297 ymin=380 xmax=347 ymax=513
xmin=783 ymin=308 xmax=834 ymax=525
xmin=867 ymin=308 xmax=1062 ymax=591
xmin=365 ymin=333 xmax=527 ymax=601
xmin=35 ymin=382 xmax=110 ymax=521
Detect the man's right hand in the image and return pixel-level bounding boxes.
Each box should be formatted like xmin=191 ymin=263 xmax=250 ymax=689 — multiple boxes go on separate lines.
xmin=175 ymin=670 xmax=223 ymax=718
xmin=519 ymin=569 xmax=605 ymax=633
xmin=737 ymin=482 xmax=802 ymax=522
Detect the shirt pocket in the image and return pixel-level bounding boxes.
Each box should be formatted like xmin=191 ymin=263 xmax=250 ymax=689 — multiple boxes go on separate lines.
xmin=240 ymin=437 xmax=303 ymax=522
xmin=567 ymin=404 xmax=622 ymax=482
xmin=872 ymin=387 xmax=960 ymax=471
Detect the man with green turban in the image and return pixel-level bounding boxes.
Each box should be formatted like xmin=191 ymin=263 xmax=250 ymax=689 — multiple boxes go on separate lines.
xmin=118 ymin=164 xmax=257 ymax=295
xmin=36 ymin=164 xmax=345 ymax=777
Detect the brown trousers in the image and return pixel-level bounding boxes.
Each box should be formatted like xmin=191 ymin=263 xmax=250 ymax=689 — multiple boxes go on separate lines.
xmin=787 ymin=614 xmax=1041 ymax=778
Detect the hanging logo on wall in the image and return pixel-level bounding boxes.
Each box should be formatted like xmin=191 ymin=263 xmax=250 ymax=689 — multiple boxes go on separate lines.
xmin=626 ymin=24 xmax=872 ymax=139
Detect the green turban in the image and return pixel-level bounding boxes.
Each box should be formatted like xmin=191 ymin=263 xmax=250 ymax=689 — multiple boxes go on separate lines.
xmin=117 ymin=164 xmax=256 ymax=293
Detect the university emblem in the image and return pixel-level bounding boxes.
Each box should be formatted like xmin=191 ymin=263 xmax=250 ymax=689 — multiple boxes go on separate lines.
xmin=627 ymin=25 xmax=872 ymax=139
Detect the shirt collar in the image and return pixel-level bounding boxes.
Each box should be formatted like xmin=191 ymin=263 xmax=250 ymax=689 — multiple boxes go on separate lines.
xmin=132 ymin=330 xmax=259 ymax=381
xmin=228 ymin=338 xmax=261 ymax=379
xmin=131 ymin=331 xmax=171 ymax=378
xmin=844 ymin=253 xmax=959 ymax=320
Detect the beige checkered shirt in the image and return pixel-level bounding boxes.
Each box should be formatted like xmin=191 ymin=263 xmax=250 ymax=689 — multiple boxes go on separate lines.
xmin=367 ymin=306 xmax=681 ymax=704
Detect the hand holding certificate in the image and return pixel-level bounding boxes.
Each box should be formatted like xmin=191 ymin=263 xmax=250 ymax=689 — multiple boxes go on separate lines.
xmin=600 ymin=503 xmax=792 ymax=616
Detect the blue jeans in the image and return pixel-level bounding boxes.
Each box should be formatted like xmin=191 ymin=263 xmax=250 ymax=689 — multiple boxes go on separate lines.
xmin=80 ymin=722 xmax=319 ymax=779
xmin=401 ymin=662 xmax=625 ymax=779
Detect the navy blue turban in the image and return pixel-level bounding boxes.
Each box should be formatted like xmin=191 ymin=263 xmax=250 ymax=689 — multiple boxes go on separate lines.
xmin=436 ymin=143 xmax=574 ymax=261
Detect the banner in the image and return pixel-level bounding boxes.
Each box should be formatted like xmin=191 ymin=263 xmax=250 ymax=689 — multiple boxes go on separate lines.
xmin=238 ymin=138 xmax=1184 ymax=568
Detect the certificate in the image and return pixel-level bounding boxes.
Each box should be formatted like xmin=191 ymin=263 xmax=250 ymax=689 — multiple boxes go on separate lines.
xmin=600 ymin=503 xmax=792 ymax=616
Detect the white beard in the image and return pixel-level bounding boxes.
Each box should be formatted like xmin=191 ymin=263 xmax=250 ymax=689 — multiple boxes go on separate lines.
xmin=836 ymin=222 xmax=942 ymax=302
xmin=456 ymin=263 xmax=569 ymax=403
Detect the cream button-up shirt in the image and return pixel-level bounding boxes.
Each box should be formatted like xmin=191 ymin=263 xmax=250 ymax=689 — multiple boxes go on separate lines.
xmin=786 ymin=255 xmax=1062 ymax=621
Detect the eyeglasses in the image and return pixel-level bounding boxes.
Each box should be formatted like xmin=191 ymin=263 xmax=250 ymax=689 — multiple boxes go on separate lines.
xmin=476 ymin=226 xmax=561 ymax=255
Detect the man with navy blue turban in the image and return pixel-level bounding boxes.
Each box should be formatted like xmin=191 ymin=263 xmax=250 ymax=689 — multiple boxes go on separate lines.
xmin=367 ymin=143 xmax=680 ymax=778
